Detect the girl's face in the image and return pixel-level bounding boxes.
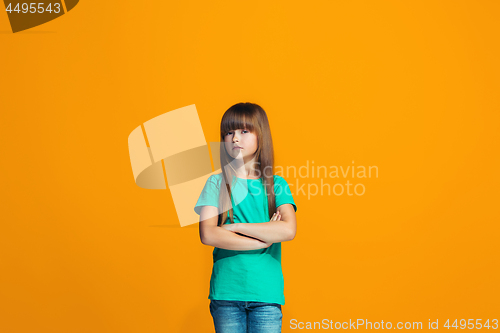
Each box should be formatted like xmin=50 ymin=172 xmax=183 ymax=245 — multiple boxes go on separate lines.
xmin=224 ymin=128 xmax=258 ymax=160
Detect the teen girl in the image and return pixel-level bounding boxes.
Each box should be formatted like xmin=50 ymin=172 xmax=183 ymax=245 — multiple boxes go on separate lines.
xmin=194 ymin=102 xmax=298 ymax=333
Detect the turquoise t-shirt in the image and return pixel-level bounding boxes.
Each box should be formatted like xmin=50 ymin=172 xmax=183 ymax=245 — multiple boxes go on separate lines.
xmin=194 ymin=173 xmax=297 ymax=305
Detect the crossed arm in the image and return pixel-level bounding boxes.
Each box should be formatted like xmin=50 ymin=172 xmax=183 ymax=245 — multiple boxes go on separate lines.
xmin=199 ymin=204 xmax=297 ymax=251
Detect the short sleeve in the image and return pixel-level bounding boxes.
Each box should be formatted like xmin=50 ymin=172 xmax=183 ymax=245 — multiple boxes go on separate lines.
xmin=274 ymin=175 xmax=297 ymax=212
xmin=194 ymin=175 xmax=220 ymax=215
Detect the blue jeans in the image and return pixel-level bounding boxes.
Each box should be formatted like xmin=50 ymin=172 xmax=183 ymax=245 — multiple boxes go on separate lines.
xmin=209 ymin=299 xmax=283 ymax=333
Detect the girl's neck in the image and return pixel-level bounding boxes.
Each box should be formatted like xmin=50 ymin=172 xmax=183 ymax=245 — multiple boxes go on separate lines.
xmin=234 ymin=155 xmax=260 ymax=179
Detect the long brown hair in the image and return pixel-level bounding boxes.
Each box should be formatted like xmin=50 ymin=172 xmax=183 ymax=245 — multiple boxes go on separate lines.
xmin=217 ymin=102 xmax=276 ymax=226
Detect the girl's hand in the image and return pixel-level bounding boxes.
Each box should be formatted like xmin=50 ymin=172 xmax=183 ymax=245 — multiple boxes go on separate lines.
xmin=259 ymin=213 xmax=280 ymax=249
xmin=270 ymin=212 xmax=281 ymax=222
xmin=261 ymin=241 xmax=273 ymax=248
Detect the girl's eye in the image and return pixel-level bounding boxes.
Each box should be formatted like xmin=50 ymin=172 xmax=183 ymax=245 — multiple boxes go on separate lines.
xmin=225 ymin=129 xmax=248 ymax=136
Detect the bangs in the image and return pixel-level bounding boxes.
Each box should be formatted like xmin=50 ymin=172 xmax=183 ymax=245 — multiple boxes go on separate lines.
xmin=221 ymin=109 xmax=256 ymax=135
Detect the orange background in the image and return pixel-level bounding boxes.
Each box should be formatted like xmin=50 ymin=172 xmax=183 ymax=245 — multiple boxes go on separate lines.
xmin=1 ymin=1 xmax=499 ymax=332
